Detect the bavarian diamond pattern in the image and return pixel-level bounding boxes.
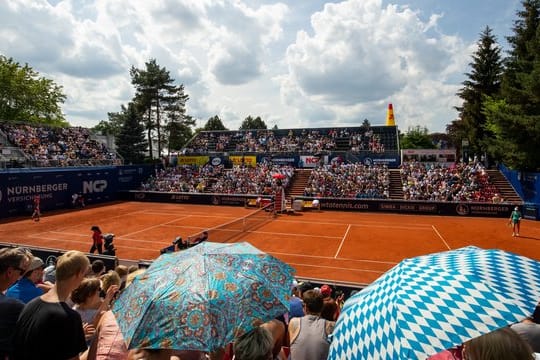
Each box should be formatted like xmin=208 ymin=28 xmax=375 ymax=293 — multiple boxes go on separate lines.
xmin=328 ymin=246 xmax=540 ymax=360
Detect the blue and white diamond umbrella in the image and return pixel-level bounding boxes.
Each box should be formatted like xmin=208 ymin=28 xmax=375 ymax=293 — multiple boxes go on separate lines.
xmin=328 ymin=246 xmax=540 ymax=360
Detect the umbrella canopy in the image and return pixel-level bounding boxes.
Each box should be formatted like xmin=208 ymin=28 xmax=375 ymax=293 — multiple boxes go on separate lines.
xmin=112 ymin=241 xmax=295 ymax=352
xmin=328 ymin=246 xmax=540 ymax=360
xmin=272 ymin=173 xmax=286 ymax=179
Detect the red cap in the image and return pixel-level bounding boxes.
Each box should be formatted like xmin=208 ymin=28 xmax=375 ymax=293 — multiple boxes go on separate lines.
xmin=320 ymin=284 xmax=332 ymax=296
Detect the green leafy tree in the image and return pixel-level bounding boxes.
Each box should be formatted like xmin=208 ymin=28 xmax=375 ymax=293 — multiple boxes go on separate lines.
xmin=400 ymin=126 xmax=435 ymax=149
xmin=484 ymin=0 xmax=540 ymax=170
xmin=130 ymin=59 xmax=191 ymax=158
xmin=0 ymin=55 xmax=67 ymax=125
xmin=115 ymin=103 xmax=147 ymax=164
xmin=203 ymin=115 xmax=228 ymax=131
xmin=92 ymin=110 xmax=126 ymax=136
xmin=450 ymin=26 xmax=503 ymax=156
xmin=239 ymin=116 xmax=267 ymax=130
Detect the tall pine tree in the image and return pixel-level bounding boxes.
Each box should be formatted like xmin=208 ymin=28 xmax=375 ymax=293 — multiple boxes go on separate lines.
xmin=130 ymin=59 xmax=190 ymax=159
xmin=484 ymin=0 xmax=540 ymax=170
xmin=449 ymin=26 xmax=503 ymax=157
xmin=116 ymin=103 xmax=147 ymax=164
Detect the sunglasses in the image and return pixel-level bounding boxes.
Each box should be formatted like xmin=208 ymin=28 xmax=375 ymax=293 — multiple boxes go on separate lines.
xmin=13 ymin=266 xmax=26 ymax=274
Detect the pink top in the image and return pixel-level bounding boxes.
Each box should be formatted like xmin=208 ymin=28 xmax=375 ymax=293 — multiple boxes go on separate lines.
xmin=95 ymin=311 xmax=128 ymax=360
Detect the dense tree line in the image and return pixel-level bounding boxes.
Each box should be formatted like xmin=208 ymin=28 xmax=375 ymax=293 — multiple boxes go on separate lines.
xmin=2 ymin=0 xmax=539 ymax=169
xmin=451 ymin=0 xmax=540 ymax=170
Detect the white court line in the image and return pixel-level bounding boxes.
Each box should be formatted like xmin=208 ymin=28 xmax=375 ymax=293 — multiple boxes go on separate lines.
xmin=26 ymin=234 xmax=167 ymax=251
xmin=287 ymin=262 xmax=386 ymax=274
xmin=334 ymin=224 xmax=351 ymax=258
xmin=247 ymin=230 xmax=340 ymax=239
xmin=121 ymin=215 xmax=192 ymax=237
xmin=432 ymin=225 xmax=451 ymax=250
xmin=142 ymin=212 xmax=237 ymax=218
xmin=268 ymin=251 xmax=398 ymax=265
xmin=276 ymin=218 xmax=433 ymax=228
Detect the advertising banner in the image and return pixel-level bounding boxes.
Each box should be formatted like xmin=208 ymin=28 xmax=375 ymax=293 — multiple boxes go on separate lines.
xmin=229 ymin=155 xmax=257 ymax=167
xmin=0 ymin=167 xmax=118 ymax=218
xmin=178 ymin=156 xmax=210 ymax=166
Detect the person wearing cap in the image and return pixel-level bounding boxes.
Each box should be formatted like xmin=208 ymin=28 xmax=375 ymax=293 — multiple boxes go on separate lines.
xmin=6 ymin=256 xmax=45 ymax=304
xmin=320 ymin=284 xmax=340 ymax=321
xmin=509 ymin=206 xmax=522 ymax=237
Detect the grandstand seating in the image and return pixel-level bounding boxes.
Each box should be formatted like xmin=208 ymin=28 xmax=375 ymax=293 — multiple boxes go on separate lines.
xmin=0 ymin=123 xmax=121 ymax=168
xmin=183 ymin=126 xmax=399 ymax=155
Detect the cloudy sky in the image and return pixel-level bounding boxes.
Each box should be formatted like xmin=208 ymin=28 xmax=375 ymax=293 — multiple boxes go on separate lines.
xmin=1 ymin=0 xmax=521 ymax=132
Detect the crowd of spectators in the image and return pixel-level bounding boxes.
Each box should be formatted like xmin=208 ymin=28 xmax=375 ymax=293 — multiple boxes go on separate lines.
xmin=304 ymin=163 xmax=390 ymax=199
xmin=400 ymin=160 xmax=500 ymax=202
xmin=141 ymin=163 xmax=295 ymax=195
xmin=2 ymin=246 xmax=539 ymax=360
xmin=0 ymin=123 xmax=119 ymax=167
xmin=183 ymin=126 xmax=395 ymax=155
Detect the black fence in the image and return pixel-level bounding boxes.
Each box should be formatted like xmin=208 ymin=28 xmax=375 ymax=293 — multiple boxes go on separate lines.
xmin=121 ymin=190 xmax=515 ymax=218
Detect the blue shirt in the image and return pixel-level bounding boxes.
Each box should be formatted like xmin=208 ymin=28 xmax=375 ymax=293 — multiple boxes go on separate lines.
xmin=6 ymin=277 xmax=43 ymax=304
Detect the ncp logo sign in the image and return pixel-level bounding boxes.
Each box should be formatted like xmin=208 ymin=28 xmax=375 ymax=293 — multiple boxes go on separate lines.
xmin=82 ymin=180 xmax=108 ymax=194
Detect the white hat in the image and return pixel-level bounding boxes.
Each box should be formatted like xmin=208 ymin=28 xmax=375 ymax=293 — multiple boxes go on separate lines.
xmin=25 ymin=256 xmax=45 ymax=274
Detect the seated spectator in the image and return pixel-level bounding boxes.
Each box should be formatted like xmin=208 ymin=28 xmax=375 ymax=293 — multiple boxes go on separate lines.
xmin=12 ymin=250 xmax=90 ymax=359
xmin=6 ymin=256 xmax=45 ymax=303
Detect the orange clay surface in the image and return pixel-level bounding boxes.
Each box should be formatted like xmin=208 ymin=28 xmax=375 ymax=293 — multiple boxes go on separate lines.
xmin=1 ymin=201 xmax=540 ymax=286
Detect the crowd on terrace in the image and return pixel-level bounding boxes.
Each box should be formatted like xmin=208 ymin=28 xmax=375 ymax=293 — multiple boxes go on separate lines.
xmin=304 ymin=163 xmax=390 ymax=199
xmin=0 ymin=123 xmax=119 ymax=167
xmin=2 ymin=245 xmax=540 ymax=360
xmin=141 ymin=163 xmax=295 ymax=195
xmin=400 ymin=159 xmax=500 ymax=202
xmin=183 ymin=126 xmax=392 ymax=155
xmin=141 ymin=159 xmax=504 ymax=203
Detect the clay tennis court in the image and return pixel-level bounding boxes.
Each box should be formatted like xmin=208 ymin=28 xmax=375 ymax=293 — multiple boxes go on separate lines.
xmin=1 ymin=201 xmax=540 ymax=286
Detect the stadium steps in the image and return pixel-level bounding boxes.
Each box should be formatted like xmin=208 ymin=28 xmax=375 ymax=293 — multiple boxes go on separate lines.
xmin=486 ymin=169 xmax=523 ymax=203
xmin=285 ymin=169 xmax=312 ymax=200
xmin=388 ymin=169 xmax=404 ymax=199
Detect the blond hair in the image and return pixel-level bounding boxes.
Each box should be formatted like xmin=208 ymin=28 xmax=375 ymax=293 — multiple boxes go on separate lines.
xmin=115 ymin=264 xmax=128 ymax=278
xmin=101 ymin=270 xmax=121 ymax=293
xmin=55 ymin=250 xmax=90 ymax=282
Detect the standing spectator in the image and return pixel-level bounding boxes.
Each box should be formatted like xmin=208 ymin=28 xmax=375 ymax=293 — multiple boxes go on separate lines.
xmin=90 ymin=226 xmax=104 ymax=254
xmin=12 ymin=250 xmax=90 ymax=360
xmin=288 ymin=290 xmax=335 ymax=360
xmin=319 ymin=284 xmax=340 ymax=321
xmin=0 ymin=248 xmax=31 ymax=359
xmin=6 ymin=256 xmax=45 ymax=303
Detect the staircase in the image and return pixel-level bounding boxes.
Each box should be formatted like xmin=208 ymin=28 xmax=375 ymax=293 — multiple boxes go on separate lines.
xmin=285 ymin=169 xmax=311 ymax=201
xmin=388 ymin=169 xmax=404 ymax=199
xmin=486 ymin=169 xmax=523 ymax=203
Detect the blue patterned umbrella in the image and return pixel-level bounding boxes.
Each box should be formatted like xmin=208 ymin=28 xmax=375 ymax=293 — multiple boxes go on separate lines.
xmin=112 ymin=241 xmax=295 ymax=352
xmin=328 ymin=246 xmax=540 ymax=360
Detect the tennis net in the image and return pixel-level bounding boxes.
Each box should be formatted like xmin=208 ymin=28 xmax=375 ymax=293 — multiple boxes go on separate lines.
xmin=190 ymin=203 xmax=274 ymax=243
